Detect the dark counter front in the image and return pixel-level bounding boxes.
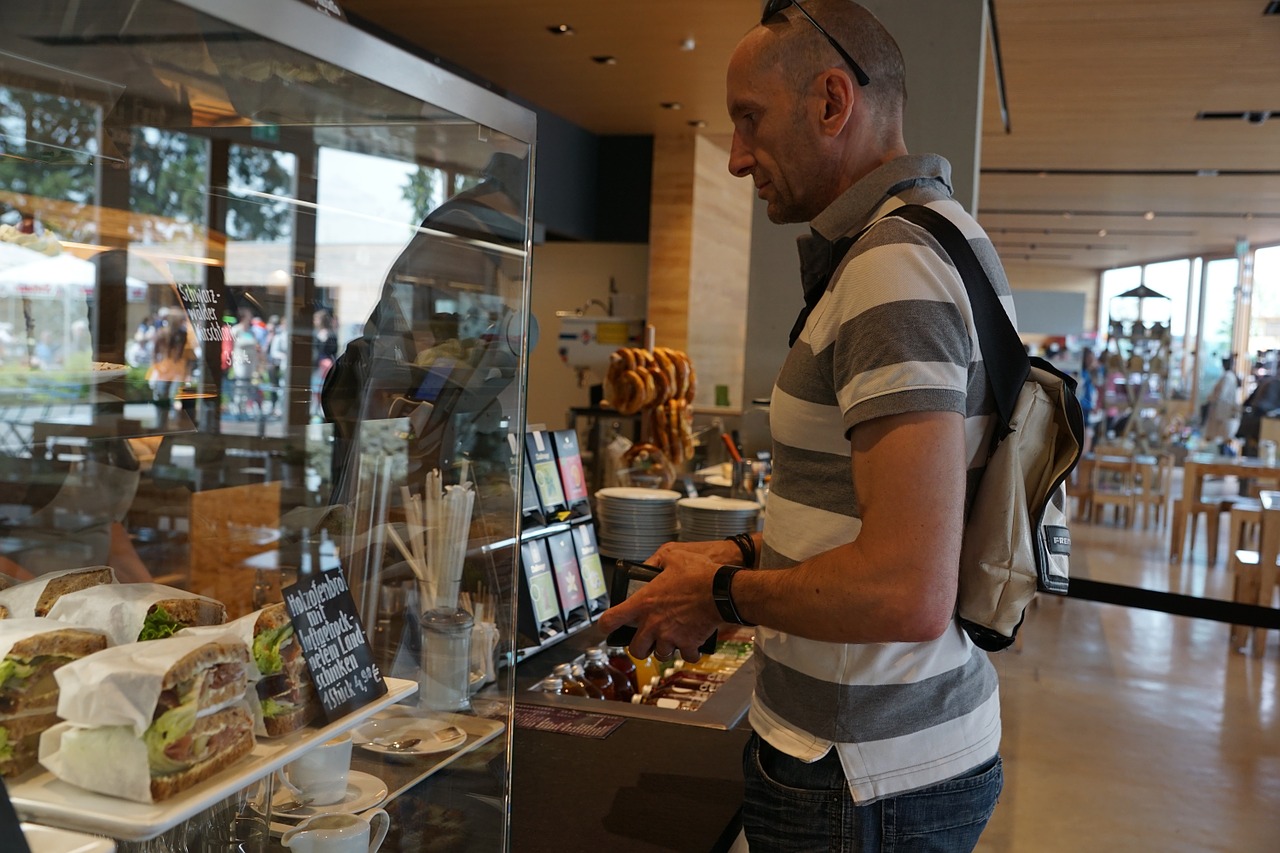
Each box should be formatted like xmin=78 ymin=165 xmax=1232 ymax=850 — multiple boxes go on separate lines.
xmin=512 ymin=712 xmax=750 ymax=852
xmin=510 ymin=627 xmax=752 ymax=852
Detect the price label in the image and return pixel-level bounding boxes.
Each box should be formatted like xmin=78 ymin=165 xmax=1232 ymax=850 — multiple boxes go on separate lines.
xmin=284 ymin=569 xmax=387 ymax=720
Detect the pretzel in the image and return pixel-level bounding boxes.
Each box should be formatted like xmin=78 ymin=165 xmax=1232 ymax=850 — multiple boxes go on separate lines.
xmin=650 ymin=364 xmax=672 ymax=406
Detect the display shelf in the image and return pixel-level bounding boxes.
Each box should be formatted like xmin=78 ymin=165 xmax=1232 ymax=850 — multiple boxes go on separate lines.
xmin=9 ymin=678 xmax=417 ymax=842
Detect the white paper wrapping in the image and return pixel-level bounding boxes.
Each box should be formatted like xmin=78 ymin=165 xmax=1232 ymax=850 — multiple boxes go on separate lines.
xmin=0 ymin=567 xmax=116 ymax=619
xmin=39 ymin=721 xmax=154 ymax=803
xmin=0 ymin=617 xmax=110 ymax=661
xmin=53 ymin=632 xmax=248 ymax=734
xmin=38 ymin=695 xmax=254 ymax=805
xmin=46 ymin=582 xmax=220 ymax=647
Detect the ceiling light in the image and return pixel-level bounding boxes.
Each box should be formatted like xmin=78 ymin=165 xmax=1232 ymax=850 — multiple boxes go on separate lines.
xmin=1143 ymin=211 xmax=1156 ymax=220
xmin=681 ymin=37 xmax=697 ymax=51
xmin=547 ymin=24 xmax=574 ymax=35
xmin=1061 ymin=211 xmax=1073 ymax=219
xmin=661 ymin=102 xmax=683 ymax=110
xmin=591 ymin=55 xmax=617 ymax=65
xmin=1098 ymin=229 xmax=1108 ymax=237
xmin=688 ymin=119 xmax=707 ymax=128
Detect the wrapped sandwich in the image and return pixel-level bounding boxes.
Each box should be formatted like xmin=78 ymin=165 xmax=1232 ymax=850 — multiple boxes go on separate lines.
xmin=181 ymin=603 xmax=320 ymax=737
xmin=46 ymin=582 xmax=225 ymax=646
xmin=0 ymin=566 xmax=116 ymax=619
xmin=40 ymin=635 xmax=255 ymax=802
xmin=0 ymin=618 xmax=108 ymax=776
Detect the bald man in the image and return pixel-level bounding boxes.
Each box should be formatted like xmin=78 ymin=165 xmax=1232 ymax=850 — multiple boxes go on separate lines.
xmin=599 ymin=3 xmax=1008 ymax=849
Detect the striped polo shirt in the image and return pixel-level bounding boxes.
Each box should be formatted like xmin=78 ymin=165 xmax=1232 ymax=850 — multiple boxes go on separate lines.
xmin=752 ymin=154 xmax=1009 ymax=804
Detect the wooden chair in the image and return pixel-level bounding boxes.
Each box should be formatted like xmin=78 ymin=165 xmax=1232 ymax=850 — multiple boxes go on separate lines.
xmin=1066 ymin=456 xmax=1095 ymax=522
xmin=1229 ymin=549 xmax=1263 ymax=651
xmin=1135 ymin=454 xmax=1174 ymax=530
xmin=1091 ymin=455 xmax=1137 ymax=527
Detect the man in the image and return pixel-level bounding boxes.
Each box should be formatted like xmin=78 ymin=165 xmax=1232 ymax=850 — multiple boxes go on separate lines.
xmin=598 ymin=2 xmax=1007 ymax=849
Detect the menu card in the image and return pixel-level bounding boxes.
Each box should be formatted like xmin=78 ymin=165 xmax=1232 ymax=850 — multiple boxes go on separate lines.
xmin=525 ymin=430 xmax=568 ymax=520
xmin=284 ymin=568 xmax=388 ymax=720
xmin=570 ymin=521 xmax=610 ymax=616
xmin=545 ymin=530 xmax=589 ymax=630
xmin=518 ymin=538 xmax=565 ymax=646
xmin=552 ymin=429 xmax=590 ymax=513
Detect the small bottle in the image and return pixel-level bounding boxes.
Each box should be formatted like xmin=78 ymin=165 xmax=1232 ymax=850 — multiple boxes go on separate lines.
xmin=535 ymin=675 xmax=566 ymax=694
xmin=553 ymin=663 xmax=600 ymax=698
xmin=570 ymin=663 xmax=606 ymax=699
xmin=606 ymin=645 xmax=640 ymax=693
xmin=630 ymin=650 xmax=660 ymax=687
xmin=581 ymin=648 xmax=624 ymax=701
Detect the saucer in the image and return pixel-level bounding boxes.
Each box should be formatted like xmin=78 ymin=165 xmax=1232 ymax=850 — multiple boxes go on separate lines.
xmin=355 ymin=715 xmax=468 ymax=758
xmin=273 ymin=770 xmax=388 ymax=820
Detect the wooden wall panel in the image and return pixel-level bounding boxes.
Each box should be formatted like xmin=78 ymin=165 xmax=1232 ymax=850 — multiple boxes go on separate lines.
xmin=647 ymin=132 xmax=754 ymax=411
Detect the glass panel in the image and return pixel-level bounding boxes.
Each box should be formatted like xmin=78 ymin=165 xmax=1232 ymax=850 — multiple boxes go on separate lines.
xmin=0 ymin=2 xmax=531 ymax=849
xmin=1247 ymin=245 xmax=1280 ymax=384
xmin=1197 ymin=258 xmax=1239 ymax=411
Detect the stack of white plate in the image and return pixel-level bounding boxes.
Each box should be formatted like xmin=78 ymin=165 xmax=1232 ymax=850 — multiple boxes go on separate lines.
xmin=595 ymin=487 xmax=682 ymax=561
xmin=676 ymin=496 xmax=761 ymax=542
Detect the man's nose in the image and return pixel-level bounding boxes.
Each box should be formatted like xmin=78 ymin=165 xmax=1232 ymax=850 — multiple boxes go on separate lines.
xmin=727 ymin=133 xmax=753 ymax=178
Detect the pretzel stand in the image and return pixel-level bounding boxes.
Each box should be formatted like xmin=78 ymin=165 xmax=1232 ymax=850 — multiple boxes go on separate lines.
xmin=602 ymin=327 xmax=697 ymax=485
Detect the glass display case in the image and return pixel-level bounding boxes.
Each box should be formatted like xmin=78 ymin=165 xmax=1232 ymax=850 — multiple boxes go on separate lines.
xmin=0 ymin=1 xmax=534 ymax=850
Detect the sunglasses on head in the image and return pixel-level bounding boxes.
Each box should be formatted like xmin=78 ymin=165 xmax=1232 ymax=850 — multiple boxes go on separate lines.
xmin=762 ymin=0 xmax=871 ymax=87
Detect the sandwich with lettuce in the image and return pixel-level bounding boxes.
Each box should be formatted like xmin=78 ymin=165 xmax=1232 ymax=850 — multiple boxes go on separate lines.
xmin=249 ymin=603 xmax=320 ymax=736
xmin=42 ymin=636 xmax=254 ymax=802
xmin=0 ymin=617 xmax=108 ymax=777
xmin=45 ymin=582 xmax=225 ymax=646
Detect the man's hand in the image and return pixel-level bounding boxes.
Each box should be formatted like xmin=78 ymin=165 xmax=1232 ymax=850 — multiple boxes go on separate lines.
xmin=596 ymin=539 xmax=738 ymax=662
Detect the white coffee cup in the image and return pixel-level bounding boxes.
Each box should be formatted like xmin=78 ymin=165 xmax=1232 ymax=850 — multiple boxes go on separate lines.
xmin=283 ymin=733 xmax=352 ymax=806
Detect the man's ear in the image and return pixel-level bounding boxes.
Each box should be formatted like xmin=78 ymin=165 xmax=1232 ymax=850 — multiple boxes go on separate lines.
xmin=816 ymin=69 xmax=856 ymax=138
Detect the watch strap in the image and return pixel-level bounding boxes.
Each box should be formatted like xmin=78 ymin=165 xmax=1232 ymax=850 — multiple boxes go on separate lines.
xmin=713 ymin=565 xmax=755 ymax=626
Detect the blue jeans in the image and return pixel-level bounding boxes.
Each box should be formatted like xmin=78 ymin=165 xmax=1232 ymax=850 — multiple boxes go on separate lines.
xmin=742 ymin=733 xmax=1002 ymax=853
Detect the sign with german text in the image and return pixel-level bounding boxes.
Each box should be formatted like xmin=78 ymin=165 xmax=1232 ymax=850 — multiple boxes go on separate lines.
xmin=284 ymin=569 xmax=387 ymax=720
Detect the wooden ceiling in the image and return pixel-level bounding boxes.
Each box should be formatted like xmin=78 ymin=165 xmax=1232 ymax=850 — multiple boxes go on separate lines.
xmin=341 ymin=0 xmax=1280 ymax=270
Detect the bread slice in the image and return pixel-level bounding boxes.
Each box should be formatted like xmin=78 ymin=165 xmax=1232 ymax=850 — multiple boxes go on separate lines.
xmin=150 ymin=705 xmax=255 ymax=801
xmin=151 ymin=597 xmax=226 ymax=631
xmin=261 ymin=695 xmax=320 ymax=737
xmin=7 ymin=626 xmax=108 ymax=662
xmin=0 ymin=711 xmax=60 ymax=777
xmin=34 ymin=568 xmax=114 ymax=617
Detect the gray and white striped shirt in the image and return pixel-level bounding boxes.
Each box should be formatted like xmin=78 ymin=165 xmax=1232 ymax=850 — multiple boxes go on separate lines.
xmin=753 ymin=154 xmax=1008 ymax=804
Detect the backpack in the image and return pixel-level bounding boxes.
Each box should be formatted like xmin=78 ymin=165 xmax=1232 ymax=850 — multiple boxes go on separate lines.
xmin=877 ymin=205 xmax=1084 ymax=651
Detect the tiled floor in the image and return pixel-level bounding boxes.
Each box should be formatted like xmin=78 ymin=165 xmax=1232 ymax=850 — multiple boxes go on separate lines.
xmin=977 ymin=483 xmax=1280 ymax=852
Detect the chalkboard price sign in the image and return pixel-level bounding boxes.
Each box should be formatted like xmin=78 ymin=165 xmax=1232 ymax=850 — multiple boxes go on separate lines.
xmin=284 ymin=569 xmax=388 ymax=720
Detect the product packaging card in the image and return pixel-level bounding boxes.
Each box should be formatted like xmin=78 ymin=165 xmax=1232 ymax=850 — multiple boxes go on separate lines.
xmin=545 ymin=530 xmax=590 ymax=631
xmin=552 ymin=429 xmax=591 ymax=516
xmin=525 ymin=430 xmax=569 ymax=521
xmin=520 ymin=452 xmax=546 ymax=527
xmin=518 ymin=538 xmax=565 ymax=648
xmin=284 ymin=569 xmax=387 ymax=720
xmin=570 ymin=521 xmax=610 ymax=616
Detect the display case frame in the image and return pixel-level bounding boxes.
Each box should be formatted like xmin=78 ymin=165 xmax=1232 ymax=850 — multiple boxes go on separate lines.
xmin=0 ymin=1 xmax=537 ymax=849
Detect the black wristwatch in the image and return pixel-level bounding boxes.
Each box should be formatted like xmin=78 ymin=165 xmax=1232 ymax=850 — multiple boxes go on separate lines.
xmin=713 ymin=565 xmax=756 ymax=626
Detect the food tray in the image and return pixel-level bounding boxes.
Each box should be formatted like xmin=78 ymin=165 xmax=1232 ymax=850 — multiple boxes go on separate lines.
xmin=8 ymin=677 xmax=417 ymax=841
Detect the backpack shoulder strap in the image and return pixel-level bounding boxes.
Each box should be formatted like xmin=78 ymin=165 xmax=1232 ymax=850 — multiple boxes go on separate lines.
xmin=882 ymin=204 xmax=1028 ymax=435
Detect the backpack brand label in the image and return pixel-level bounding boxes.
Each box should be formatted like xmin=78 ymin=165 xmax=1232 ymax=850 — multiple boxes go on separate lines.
xmin=1045 ymin=525 xmax=1071 ymax=555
